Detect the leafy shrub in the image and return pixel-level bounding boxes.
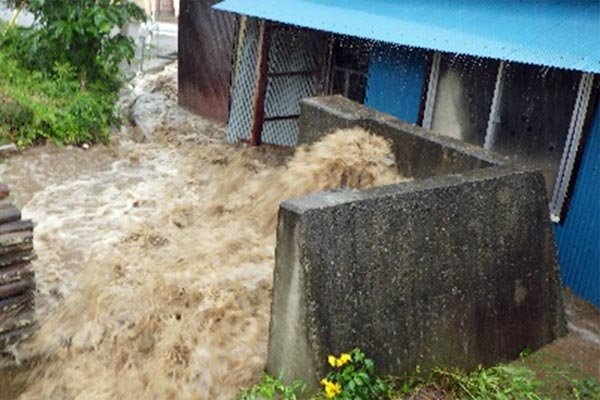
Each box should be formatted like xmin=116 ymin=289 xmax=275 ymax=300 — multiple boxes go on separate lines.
xmin=0 ymin=51 xmax=116 ymax=146
xmin=0 ymin=93 xmax=33 ymax=140
xmin=4 ymin=0 xmax=145 ymax=91
xmin=237 ymin=374 xmax=305 ymax=400
xmin=0 ymin=1 xmax=144 ymax=147
xmin=572 ymin=378 xmax=600 ymax=400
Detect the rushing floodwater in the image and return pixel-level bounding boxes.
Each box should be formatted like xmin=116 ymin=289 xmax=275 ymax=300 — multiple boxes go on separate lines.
xmin=0 ymin=65 xmax=406 ymax=399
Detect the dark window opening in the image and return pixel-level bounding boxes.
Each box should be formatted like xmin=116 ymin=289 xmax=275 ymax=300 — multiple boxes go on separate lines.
xmin=328 ymin=36 xmax=372 ymax=103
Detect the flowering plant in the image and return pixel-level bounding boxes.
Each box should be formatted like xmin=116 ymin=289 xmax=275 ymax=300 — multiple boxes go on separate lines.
xmin=319 ymin=348 xmax=391 ymax=399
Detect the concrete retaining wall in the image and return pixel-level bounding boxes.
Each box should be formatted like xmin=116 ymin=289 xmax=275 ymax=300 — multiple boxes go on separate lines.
xmin=267 ymin=96 xmax=566 ymax=392
xmin=298 ymin=96 xmax=507 ymax=179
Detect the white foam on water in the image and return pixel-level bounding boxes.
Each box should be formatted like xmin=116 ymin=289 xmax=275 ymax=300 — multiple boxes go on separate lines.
xmin=2 ymin=66 xmax=408 ymax=399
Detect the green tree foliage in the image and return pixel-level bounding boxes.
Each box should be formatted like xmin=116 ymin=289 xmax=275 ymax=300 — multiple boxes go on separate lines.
xmin=4 ymin=0 xmax=145 ymax=91
xmin=0 ymin=1 xmax=146 ymax=146
xmin=0 ymin=55 xmax=116 ymax=146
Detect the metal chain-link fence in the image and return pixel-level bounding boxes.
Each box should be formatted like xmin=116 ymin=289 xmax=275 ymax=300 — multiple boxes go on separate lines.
xmin=227 ymin=19 xmax=326 ymax=146
xmin=227 ymin=17 xmax=260 ymax=144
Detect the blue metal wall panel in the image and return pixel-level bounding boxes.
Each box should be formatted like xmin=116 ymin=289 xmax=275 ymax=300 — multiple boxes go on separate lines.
xmin=365 ymin=45 xmax=427 ymax=124
xmin=214 ymin=0 xmax=600 ymax=73
xmin=554 ymin=103 xmax=600 ymax=307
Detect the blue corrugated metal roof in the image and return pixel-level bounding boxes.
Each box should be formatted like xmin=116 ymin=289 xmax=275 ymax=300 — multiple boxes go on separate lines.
xmin=214 ymin=0 xmax=600 ymax=73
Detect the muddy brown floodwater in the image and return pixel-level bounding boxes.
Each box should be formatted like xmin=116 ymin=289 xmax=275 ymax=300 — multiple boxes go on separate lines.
xmin=0 ymin=65 xmax=406 ymax=399
xmin=2 ymin=65 xmax=598 ymax=400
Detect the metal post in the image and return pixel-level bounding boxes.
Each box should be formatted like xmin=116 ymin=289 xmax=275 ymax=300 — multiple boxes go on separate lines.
xmin=484 ymin=61 xmax=506 ymax=150
xmin=343 ymin=70 xmax=351 ymax=97
xmin=550 ymin=72 xmax=594 ymax=222
xmin=422 ymin=52 xmax=442 ymax=130
xmin=250 ymin=21 xmax=270 ymax=146
xmin=320 ymin=35 xmax=335 ymax=95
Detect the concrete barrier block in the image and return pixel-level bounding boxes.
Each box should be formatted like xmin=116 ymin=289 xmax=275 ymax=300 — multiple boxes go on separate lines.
xmin=268 ymin=97 xmax=566 ymax=393
xmin=298 ymin=96 xmax=507 ymax=179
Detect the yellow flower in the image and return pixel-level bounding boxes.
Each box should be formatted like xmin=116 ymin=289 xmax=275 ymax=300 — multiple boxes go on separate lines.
xmin=328 ymin=353 xmax=353 ymax=368
xmin=320 ymin=378 xmax=342 ymax=398
xmin=328 ymin=355 xmax=337 ymax=368
xmin=337 ymin=353 xmax=351 ymax=367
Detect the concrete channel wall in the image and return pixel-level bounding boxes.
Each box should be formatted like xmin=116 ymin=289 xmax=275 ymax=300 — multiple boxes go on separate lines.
xmin=298 ymin=96 xmax=507 ymax=179
xmin=267 ymin=96 xmax=567 ymax=392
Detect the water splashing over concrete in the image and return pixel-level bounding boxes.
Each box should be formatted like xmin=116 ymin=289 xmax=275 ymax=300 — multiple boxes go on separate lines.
xmin=0 ymin=65 xmax=405 ymax=399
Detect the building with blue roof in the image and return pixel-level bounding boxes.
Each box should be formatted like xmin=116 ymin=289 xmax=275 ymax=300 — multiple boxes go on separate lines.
xmin=179 ymin=0 xmax=600 ymax=307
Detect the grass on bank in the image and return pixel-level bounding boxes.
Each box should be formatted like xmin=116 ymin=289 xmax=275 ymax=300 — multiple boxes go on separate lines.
xmin=237 ymin=349 xmax=600 ymax=400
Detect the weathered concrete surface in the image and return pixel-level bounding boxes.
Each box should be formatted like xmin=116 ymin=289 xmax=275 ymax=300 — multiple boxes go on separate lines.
xmin=267 ymin=164 xmax=567 ymax=391
xmin=298 ymin=96 xmax=507 ymax=179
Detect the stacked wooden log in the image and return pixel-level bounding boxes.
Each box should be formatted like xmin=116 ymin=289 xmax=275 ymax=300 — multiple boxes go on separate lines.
xmin=0 ymin=183 xmax=36 ymax=350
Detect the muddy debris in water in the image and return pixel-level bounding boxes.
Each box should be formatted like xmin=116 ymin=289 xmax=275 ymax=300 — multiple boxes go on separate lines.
xmin=0 ymin=64 xmax=409 ymax=399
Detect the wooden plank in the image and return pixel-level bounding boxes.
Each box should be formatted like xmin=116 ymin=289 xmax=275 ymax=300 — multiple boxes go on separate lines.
xmin=0 ymin=184 xmax=8 ymax=201
xmin=0 ymin=324 xmax=36 ymax=348
xmin=0 ymin=231 xmax=33 ymax=255
xmin=0 ymin=252 xmax=35 ymax=269
xmin=0 ymin=220 xmax=33 ymax=235
xmin=0 ymin=231 xmax=33 ymax=247
xmin=0 ymin=309 xmax=34 ymax=335
xmin=0 ymin=263 xmax=34 ymax=285
xmin=0 ymin=242 xmax=34 ymax=257
xmin=0 ymin=207 xmax=20 ymax=225
xmin=249 ymin=21 xmax=271 ymax=147
xmin=0 ymin=278 xmax=35 ymax=300
xmin=0 ymin=292 xmax=34 ymax=315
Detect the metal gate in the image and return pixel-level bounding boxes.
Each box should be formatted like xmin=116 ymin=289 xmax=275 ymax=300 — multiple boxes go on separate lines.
xmin=227 ymin=18 xmax=328 ymax=146
xmin=178 ymin=0 xmax=236 ymax=123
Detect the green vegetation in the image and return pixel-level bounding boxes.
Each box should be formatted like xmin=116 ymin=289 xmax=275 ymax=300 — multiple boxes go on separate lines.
xmin=320 ymin=349 xmax=392 ymax=399
xmin=0 ymin=56 xmax=117 ymax=146
xmin=423 ymin=365 xmax=544 ymax=399
xmin=0 ymin=0 xmax=145 ymax=147
xmin=572 ymin=379 xmax=600 ymax=400
xmin=399 ymin=364 xmax=600 ymax=400
xmin=4 ymin=0 xmax=145 ymax=91
xmin=237 ymin=349 xmax=600 ymax=400
xmin=238 ymin=374 xmax=305 ymax=400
